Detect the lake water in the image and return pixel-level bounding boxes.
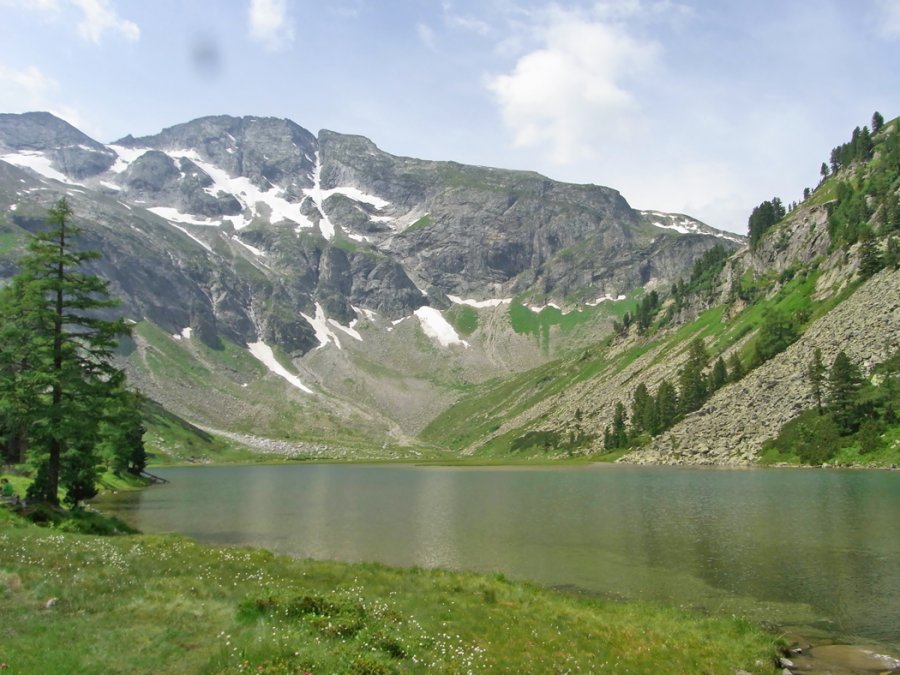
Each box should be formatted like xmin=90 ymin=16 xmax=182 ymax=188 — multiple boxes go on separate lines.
xmin=96 ymin=463 xmax=900 ymax=649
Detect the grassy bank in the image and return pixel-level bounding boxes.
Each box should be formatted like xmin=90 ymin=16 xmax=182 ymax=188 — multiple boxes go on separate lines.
xmin=0 ymin=507 xmax=778 ymax=674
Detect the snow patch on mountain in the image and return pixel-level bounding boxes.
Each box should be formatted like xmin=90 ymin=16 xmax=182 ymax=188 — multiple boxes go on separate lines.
xmin=304 ymin=152 xmax=335 ymax=239
xmin=231 ymin=236 xmax=266 ymax=257
xmin=585 ymin=294 xmax=626 ymax=306
xmin=329 ymin=318 xmax=362 ymax=342
xmin=108 ymin=145 xmax=151 ymax=173
xmin=643 ymin=210 xmax=744 ymax=244
xmin=296 ymin=301 xmax=363 ymax=346
xmin=147 ymin=211 xmax=213 ymax=252
xmin=148 ymin=206 xmax=219 ymax=226
xmin=526 ymin=302 xmax=561 ymax=313
xmin=302 ymin=151 xmax=392 ymax=241
xmin=1 ymin=151 xmax=79 ymax=184
xmin=448 ymin=295 xmax=511 ymax=308
xmin=414 ymin=307 xmax=469 ymax=348
xmin=248 ymin=341 xmax=313 ymax=393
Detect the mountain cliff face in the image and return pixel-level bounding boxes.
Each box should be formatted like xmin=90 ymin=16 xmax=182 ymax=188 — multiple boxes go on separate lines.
xmin=0 ymin=111 xmax=743 ymax=447
xmin=420 ymin=115 xmax=899 ymax=465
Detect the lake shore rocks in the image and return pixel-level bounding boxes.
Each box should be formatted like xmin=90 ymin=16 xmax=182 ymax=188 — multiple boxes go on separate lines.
xmin=776 ymin=638 xmax=900 ymax=674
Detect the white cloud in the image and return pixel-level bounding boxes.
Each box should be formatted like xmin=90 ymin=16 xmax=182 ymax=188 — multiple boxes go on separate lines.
xmin=486 ymin=9 xmax=658 ymax=163
xmin=0 ymin=0 xmax=138 ymax=43
xmin=441 ymin=1 xmax=491 ymax=36
xmin=71 ymin=0 xmax=139 ymax=43
xmin=249 ymin=0 xmax=295 ymax=51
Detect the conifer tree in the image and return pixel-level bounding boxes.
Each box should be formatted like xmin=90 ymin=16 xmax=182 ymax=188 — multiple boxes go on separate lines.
xmin=678 ymin=338 xmax=708 ymax=413
xmin=655 ymin=379 xmax=678 ymax=429
xmin=611 ymin=402 xmax=628 ymax=448
xmin=828 ymin=351 xmax=863 ymax=434
xmin=807 ymin=348 xmax=826 ymax=415
xmin=0 ymin=198 xmax=131 ymax=505
xmin=630 ymin=383 xmax=652 ymax=435
xmin=752 ymin=308 xmax=797 ymax=366
xmin=727 ymin=353 xmax=744 ymax=382
xmin=709 ymin=356 xmax=727 ymax=392
xmin=858 ymin=231 xmax=883 ymax=279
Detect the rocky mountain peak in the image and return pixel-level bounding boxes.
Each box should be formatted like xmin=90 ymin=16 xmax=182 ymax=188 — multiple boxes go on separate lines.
xmin=1 ymin=110 xmax=743 ymax=357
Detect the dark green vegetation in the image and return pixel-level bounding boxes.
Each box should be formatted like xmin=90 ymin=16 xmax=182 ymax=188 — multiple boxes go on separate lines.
xmin=762 ymin=349 xmax=899 ymax=465
xmin=0 ymin=199 xmax=146 ymax=505
xmin=824 ymin=112 xmax=900 ymax=251
xmin=748 ymin=197 xmax=787 ymax=249
xmin=0 ymin=506 xmax=777 ymax=673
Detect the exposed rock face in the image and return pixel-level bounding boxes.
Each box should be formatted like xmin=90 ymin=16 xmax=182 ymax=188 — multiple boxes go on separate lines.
xmin=0 ymin=112 xmax=741 ymax=356
xmin=116 ymin=115 xmax=318 ymax=193
xmin=0 ymin=111 xmax=116 ymax=179
xmin=624 ymin=268 xmax=900 ymax=465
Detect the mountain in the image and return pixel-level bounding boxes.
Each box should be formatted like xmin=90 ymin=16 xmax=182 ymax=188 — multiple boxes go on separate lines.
xmin=421 ymin=114 xmax=899 ymax=466
xmin=0 ymin=112 xmax=743 ymax=454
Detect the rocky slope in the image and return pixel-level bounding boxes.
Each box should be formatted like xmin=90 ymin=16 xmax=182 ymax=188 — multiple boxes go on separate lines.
xmin=626 ymin=266 xmax=899 ymax=465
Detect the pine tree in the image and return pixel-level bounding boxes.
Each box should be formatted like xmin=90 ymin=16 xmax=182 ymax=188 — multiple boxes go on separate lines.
xmin=885 ymin=236 xmax=899 ymax=269
xmin=98 ymin=387 xmax=147 ymax=475
xmin=828 ymin=351 xmax=863 ymax=434
xmin=858 ymin=231 xmax=882 ymax=279
xmin=2 ymin=198 xmax=131 ymax=505
xmin=611 ymin=402 xmax=628 ymax=448
xmin=753 ymin=308 xmax=798 ymax=366
xmin=630 ymin=383 xmax=652 ymax=435
xmin=709 ymin=356 xmax=727 ymax=392
xmin=727 ymin=353 xmax=744 ymax=382
xmin=655 ymin=379 xmax=678 ymax=429
xmin=872 ymin=111 xmax=884 ymax=134
xmin=807 ymin=348 xmax=826 ymax=415
xmin=678 ymin=338 xmax=708 ymax=414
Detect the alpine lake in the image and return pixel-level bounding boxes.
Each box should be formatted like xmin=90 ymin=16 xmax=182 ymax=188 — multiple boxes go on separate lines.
xmin=96 ymin=463 xmax=900 ymax=652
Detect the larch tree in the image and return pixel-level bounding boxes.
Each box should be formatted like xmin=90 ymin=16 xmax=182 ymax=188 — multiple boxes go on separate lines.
xmin=1 ymin=198 xmax=131 ymax=505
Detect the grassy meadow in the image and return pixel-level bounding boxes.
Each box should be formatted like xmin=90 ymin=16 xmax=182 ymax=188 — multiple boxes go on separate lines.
xmin=0 ymin=506 xmax=779 ymax=674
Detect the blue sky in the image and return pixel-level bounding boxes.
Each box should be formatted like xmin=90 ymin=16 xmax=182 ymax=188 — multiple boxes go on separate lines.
xmin=1 ymin=0 xmax=898 ymax=234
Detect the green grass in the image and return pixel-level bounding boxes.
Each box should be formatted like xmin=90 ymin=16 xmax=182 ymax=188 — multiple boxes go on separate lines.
xmin=445 ymin=304 xmax=478 ymax=336
xmin=141 ymin=398 xmax=262 ymax=465
xmin=406 ymin=214 xmax=432 ymax=232
xmin=0 ymin=511 xmax=778 ymax=673
xmin=0 ymin=230 xmax=22 ymax=254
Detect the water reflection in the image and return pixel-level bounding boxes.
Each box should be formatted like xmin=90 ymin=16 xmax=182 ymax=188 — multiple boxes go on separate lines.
xmin=97 ymin=464 xmax=900 ymax=649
